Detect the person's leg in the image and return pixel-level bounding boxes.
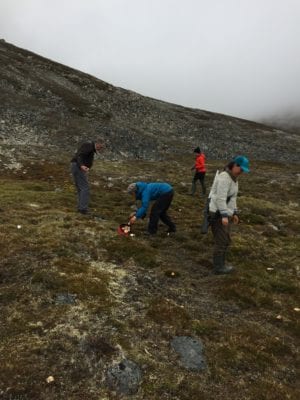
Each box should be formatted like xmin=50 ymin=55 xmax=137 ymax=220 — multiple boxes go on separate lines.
xmin=199 ymin=172 xmax=206 ymax=195
xmin=78 ymin=172 xmax=89 ymax=212
xmin=159 ymin=191 xmax=176 ymax=232
xmin=160 ymin=213 xmax=176 ymax=232
xmin=148 ymin=200 xmax=161 ymax=234
xmin=191 ymin=173 xmax=198 ymax=195
xmin=211 ymin=216 xmax=232 ymax=274
xmin=71 ymin=163 xmax=89 ymax=212
xmin=148 ymin=191 xmax=176 ymax=233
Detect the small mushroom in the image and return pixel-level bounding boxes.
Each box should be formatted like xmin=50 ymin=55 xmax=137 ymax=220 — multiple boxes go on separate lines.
xmin=46 ymin=376 xmax=55 ymax=383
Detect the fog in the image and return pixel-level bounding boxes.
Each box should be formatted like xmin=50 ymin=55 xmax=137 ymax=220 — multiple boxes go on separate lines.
xmin=1 ymin=0 xmax=300 ymax=121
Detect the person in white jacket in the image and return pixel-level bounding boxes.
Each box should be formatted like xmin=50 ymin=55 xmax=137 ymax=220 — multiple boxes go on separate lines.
xmin=209 ymin=155 xmax=250 ymax=274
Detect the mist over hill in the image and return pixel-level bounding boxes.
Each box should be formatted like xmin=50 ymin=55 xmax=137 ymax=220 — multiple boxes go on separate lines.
xmin=0 ymin=39 xmax=299 ymax=170
xmin=261 ymin=112 xmax=300 ymax=135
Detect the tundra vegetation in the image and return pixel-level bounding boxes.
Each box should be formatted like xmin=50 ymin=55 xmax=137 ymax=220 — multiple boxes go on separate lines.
xmin=0 ymin=156 xmax=299 ymax=400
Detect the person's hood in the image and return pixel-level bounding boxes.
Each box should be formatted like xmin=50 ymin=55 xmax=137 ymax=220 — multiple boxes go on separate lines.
xmin=135 ymin=182 xmax=147 ymax=199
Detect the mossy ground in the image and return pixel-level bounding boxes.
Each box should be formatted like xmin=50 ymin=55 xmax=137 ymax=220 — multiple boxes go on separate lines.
xmin=0 ymin=157 xmax=299 ymax=400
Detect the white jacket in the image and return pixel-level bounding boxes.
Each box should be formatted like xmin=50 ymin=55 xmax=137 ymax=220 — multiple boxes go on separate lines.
xmin=209 ymin=171 xmax=238 ymax=217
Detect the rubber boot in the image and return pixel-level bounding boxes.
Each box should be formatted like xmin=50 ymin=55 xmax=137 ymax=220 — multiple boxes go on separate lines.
xmin=213 ymin=255 xmax=234 ymax=275
xmin=222 ymin=254 xmax=234 ymax=273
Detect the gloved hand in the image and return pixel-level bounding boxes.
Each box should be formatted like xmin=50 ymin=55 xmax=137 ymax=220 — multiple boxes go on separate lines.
xmin=222 ymin=217 xmax=229 ymax=226
xmin=129 ymin=215 xmax=137 ymax=225
xmin=233 ymin=214 xmax=239 ymax=224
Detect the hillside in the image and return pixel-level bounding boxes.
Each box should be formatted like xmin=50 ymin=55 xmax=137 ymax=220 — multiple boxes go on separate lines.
xmin=0 ymin=39 xmax=299 ymax=171
xmin=0 ymin=40 xmax=299 ymax=400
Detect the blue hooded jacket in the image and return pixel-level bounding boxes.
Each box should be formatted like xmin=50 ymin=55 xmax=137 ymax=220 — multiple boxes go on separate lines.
xmin=135 ymin=182 xmax=173 ymax=219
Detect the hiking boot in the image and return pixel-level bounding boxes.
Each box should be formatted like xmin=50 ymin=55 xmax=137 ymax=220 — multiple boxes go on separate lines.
xmin=167 ymin=227 xmax=176 ymax=233
xmin=166 ymin=228 xmax=176 ymax=236
xmin=214 ymin=265 xmax=234 ymax=275
xmin=78 ymin=209 xmax=89 ymax=215
xmin=213 ymin=255 xmax=234 ymax=275
xmin=143 ymin=231 xmax=156 ymax=237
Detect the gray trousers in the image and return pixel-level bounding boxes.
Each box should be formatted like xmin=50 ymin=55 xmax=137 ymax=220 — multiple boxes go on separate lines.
xmin=71 ymin=162 xmax=89 ymax=211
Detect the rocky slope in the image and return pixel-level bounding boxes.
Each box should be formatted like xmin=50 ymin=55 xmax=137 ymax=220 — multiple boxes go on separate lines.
xmin=0 ymin=39 xmax=299 ymax=171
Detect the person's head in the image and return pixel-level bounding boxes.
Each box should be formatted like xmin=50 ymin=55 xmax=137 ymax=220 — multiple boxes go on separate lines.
xmin=127 ymin=183 xmax=137 ymax=197
xmin=193 ymin=146 xmax=201 ymax=154
xmin=95 ymin=140 xmax=104 ymax=152
xmin=227 ymin=155 xmax=250 ymax=176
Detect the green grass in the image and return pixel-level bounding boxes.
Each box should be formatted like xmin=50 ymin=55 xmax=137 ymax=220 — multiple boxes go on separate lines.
xmin=0 ymin=157 xmax=299 ymax=399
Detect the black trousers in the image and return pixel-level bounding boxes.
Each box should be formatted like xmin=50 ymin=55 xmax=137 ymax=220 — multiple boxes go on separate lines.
xmin=192 ymin=171 xmax=206 ymax=195
xmin=148 ymin=190 xmax=176 ymax=234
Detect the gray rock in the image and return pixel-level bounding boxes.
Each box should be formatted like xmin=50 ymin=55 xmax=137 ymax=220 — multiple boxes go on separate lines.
xmin=106 ymin=359 xmax=142 ymax=395
xmin=55 ymin=293 xmax=76 ymax=305
xmin=171 ymin=336 xmax=207 ymax=371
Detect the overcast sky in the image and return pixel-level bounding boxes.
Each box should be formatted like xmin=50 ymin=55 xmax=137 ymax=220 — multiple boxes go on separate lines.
xmin=1 ymin=0 xmax=300 ymax=121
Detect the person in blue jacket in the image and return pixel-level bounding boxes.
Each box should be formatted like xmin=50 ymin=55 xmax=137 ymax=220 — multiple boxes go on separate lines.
xmin=127 ymin=182 xmax=176 ymax=235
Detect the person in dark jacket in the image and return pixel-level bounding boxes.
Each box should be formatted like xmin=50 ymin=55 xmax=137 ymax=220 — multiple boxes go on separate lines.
xmin=71 ymin=140 xmax=104 ymax=214
xmin=127 ymin=182 xmax=176 ymax=235
xmin=209 ymin=155 xmax=250 ymax=274
xmin=191 ymin=147 xmax=206 ymax=196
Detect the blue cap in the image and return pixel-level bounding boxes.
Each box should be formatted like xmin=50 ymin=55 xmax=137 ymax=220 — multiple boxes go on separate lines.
xmin=233 ymin=155 xmax=250 ymax=173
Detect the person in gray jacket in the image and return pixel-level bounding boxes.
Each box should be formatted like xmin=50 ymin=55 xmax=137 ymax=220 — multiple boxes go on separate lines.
xmin=71 ymin=140 xmax=104 ymax=214
xmin=209 ymin=155 xmax=250 ymax=274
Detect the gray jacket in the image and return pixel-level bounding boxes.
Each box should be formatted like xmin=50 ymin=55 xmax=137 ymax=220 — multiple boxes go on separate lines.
xmin=209 ymin=171 xmax=238 ymax=217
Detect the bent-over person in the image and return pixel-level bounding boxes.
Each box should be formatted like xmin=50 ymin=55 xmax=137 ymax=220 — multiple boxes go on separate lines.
xmin=127 ymin=182 xmax=176 ymax=236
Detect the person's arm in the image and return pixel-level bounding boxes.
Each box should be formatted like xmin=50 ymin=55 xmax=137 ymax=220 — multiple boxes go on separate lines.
xmin=129 ymin=212 xmax=137 ymax=224
xmin=228 ymin=185 xmax=239 ymax=224
xmin=135 ymin=189 xmax=150 ymax=219
xmin=215 ymin=175 xmax=229 ymax=217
